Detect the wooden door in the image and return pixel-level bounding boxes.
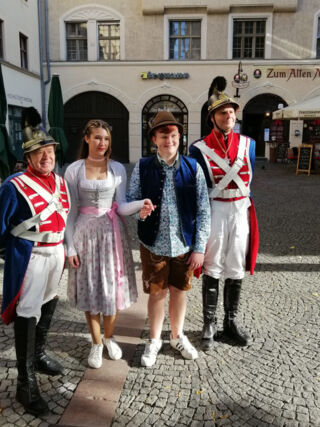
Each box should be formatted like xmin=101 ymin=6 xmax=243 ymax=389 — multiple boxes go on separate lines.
xmin=64 ymin=91 xmax=129 ymax=163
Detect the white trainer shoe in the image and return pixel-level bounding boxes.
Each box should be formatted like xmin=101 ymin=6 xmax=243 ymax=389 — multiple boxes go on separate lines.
xmin=141 ymin=339 xmax=163 ymax=367
xmin=102 ymin=336 xmax=122 ymax=360
xmin=88 ymin=343 xmax=103 ymax=368
xmin=170 ymin=334 xmax=198 ymax=360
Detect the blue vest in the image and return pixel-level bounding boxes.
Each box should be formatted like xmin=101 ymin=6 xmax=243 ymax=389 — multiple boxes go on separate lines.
xmin=138 ymin=155 xmax=198 ymax=247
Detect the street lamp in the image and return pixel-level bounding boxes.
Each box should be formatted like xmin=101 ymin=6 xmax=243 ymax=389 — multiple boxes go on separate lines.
xmin=232 ymin=61 xmax=249 ymax=98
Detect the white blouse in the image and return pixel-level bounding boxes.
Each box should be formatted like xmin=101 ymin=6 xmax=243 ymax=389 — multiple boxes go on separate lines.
xmin=64 ymin=159 xmax=144 ymax=257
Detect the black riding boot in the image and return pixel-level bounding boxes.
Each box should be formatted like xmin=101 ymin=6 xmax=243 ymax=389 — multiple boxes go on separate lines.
xmin=202 ymin=275 xmax=219 ymax=350
xmin=34 ymin=298 xmax=64 ymax=376
xmin=223 ymin=279 xmax=252 ymax=346
xmin=14 ymin=316 xmax=49 ymax=416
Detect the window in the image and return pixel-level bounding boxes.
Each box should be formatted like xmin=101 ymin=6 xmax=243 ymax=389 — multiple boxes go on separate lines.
xmin=19 ymin=33 xmax=28 ymax=69
xmin=233 ymin=19 xmax=266 ymax=59
xmin=98 ymin=22 xmax=120 ymax=60
xmin=0 ymin=20 xmax=3 ymax=59
xmin=169 ymin=20 xmax=201 ymax=60
xmin=66 ymin=22 xmax=87 ymax=61
xmin=62 ymin=6 xmax=123 ymax=61
xmin=317 ymin=17 xmax=320 ymax=58
xmin=8 ymin=106 xmax=24 ymax=161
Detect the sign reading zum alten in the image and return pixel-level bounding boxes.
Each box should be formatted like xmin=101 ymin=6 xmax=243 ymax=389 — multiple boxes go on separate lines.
xmin=141 ymin=71 xmax=190 ymax=80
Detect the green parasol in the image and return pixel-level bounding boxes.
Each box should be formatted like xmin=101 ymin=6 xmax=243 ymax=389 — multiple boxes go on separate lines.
xmin=48 ymin=74 xmax=68 ymax=167
xmin=0 ymin=63 xmax=16 ymax=181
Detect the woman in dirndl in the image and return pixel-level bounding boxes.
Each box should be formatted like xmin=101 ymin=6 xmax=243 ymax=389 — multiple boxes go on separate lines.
xmin=65 ymin=119 xmax=152 ymax=368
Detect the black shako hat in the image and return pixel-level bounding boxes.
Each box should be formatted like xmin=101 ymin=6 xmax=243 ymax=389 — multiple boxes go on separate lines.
xmin=207 ymin=76 xmax=240 ymax=127
xmin=21 ymin=107 xmax=59 ymax=154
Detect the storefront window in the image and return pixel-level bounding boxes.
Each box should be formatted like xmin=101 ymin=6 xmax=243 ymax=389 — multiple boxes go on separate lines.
xmin=169 ymin=20 xmax=201 ymax=60
xmin=8 ymin=105 xmax=24 ymax=161
xmin=233 ymin=19 xmax=265 ymax=59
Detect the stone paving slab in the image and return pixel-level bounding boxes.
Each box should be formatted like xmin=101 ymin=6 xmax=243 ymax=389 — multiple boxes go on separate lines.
xmin=58 ymin=277 xmax=148 ymax=427
xmin=0 ymin=162 xmax=320 ymax=427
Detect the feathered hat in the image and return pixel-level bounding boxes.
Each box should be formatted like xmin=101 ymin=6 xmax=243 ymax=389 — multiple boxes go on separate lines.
xmin=21 ymin=107 xmax=58 ymax=154
xmin=207 ymin=76 xmax=239 ymax=127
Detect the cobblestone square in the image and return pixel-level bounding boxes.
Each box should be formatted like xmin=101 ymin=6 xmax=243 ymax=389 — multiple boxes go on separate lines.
xmin=0 ymin=162 xmax=319 ymax=426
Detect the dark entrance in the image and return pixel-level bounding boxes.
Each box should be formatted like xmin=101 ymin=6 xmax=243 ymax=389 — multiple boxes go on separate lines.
xmin=200 ymin=102 xmax=211 ymax=139
xmin=142 ymin=95 xmax=188 ymax=157
xmin=242 ymin=94 xmax=288 ymax=157
xmin=64 ymin=91 xmax=129 ymax=163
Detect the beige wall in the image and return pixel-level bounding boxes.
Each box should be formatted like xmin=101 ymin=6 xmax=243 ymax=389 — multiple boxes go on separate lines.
xmin=0 ymin=0 xmax=40 ymax=72
xmin=50 ymin=60 xmax=320 ymax=161
xmin=47 ymin=0 xmax=320 ymax=61
xmin=46 ymin=0 xmax=320 ymax=161
xmin=272 ymin=0 xmax=320 ymax=59
xmin=0 ymin=0 xmax=41 ymax=111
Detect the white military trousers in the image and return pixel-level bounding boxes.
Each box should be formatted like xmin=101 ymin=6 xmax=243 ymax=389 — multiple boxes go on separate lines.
xmin=203 ymin=197 xmax=251 ymax=280
xmin=16 ymin=243 xmax=65 ymax=322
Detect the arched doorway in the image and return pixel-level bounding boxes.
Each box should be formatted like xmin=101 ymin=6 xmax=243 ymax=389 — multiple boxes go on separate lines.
xmin=242 ymin=94 xmax=288 ymax=157
xmin=142 ymin=95 xmax=188 ymax=157
xmin=64 ymin=91 xmax=129 ymax=163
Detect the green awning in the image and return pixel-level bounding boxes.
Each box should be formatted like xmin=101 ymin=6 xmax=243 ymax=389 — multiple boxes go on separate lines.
xmin=48 ymin=74 xmax=68 ymax=167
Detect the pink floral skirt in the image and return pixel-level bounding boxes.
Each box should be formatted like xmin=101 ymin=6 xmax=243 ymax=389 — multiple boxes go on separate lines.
xmin=67 ymin=213 xmax=137 ymax=315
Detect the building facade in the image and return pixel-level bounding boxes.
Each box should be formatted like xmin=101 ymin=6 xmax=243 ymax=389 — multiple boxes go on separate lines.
xmin=0 ymin=0 xmax=43 ymax=161
xmin=2 ymin=0 xmax=320 ymax=163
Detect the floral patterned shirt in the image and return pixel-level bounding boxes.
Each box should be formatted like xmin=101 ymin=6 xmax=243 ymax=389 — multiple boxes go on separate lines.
xmin=127 ymin=153 xmax=210 ymax=257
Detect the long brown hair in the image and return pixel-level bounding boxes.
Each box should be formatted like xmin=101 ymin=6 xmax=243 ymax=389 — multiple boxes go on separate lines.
xmin=78 ymin=119 xmax=112 ymax=160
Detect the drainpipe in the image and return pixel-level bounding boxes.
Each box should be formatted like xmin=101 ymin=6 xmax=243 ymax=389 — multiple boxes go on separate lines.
xmin=38 ymin=0 xmax=51 ymax=129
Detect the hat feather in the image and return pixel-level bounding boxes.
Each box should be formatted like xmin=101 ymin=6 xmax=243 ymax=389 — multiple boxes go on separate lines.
xmin=208 ymin=76 xmax=227 ymax=98
xmin=21 ymin=107 xmax=42 ymax=128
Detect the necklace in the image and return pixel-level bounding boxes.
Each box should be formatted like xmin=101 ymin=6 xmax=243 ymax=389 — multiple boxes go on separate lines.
xmin=28 ymin=170 xmax=55 ymax=194
xmin=212 ymin=130 xmax=234 ymax=164
xmin=87 ymin=156 xmax=107 ymax=163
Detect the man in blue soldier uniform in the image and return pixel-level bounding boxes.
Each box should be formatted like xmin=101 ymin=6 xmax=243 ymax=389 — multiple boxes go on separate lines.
xmin=0 ymin=109 xmax=70 ymax=416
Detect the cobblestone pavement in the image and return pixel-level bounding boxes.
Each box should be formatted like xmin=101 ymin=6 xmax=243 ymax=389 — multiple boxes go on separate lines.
xmin=112 ymin=163 xmax=320 ymax=427
xmin=0 ymin=162 xmax=320 ymax=426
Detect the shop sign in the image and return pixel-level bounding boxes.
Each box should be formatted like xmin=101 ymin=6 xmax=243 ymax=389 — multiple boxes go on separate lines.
xmin=264 ymin=67 xmax=320 ymax=81
xmin=141 ymin=71 xmax=190 ymax=80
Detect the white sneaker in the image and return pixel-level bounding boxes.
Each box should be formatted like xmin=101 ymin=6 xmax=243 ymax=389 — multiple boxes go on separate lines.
xmin=88 ymin=343 xmax=103 ymax=368
xmin=170 ymin=334 xmax=198 ymax=360
xmin=102 ymin=336 xmax=122 ymax=360
xmin=141 ymin=339 xmax=162 ymax=367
